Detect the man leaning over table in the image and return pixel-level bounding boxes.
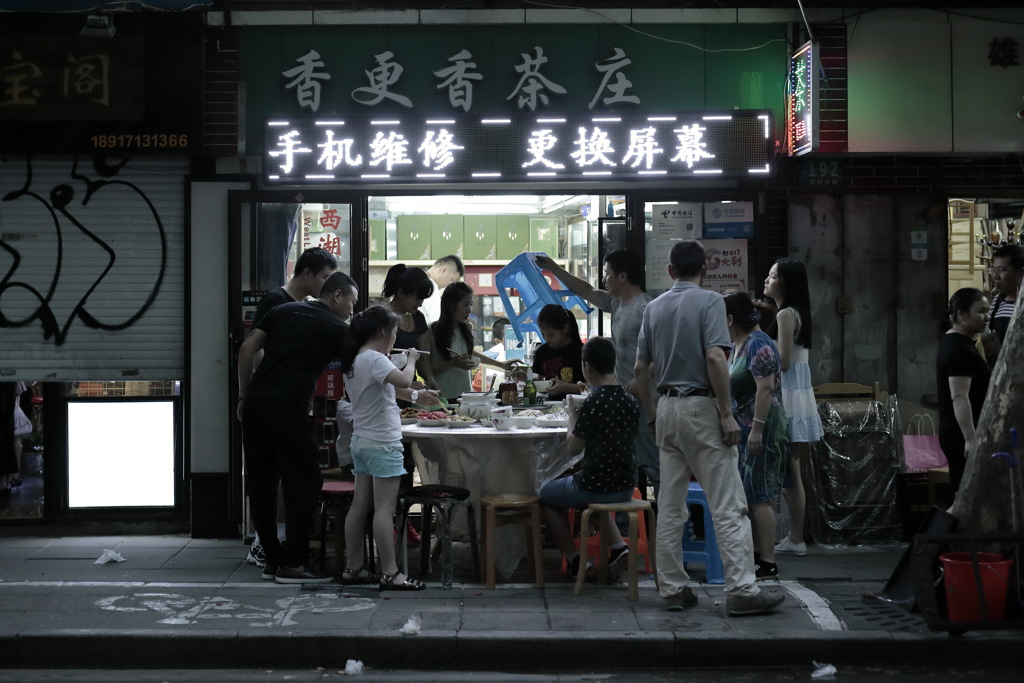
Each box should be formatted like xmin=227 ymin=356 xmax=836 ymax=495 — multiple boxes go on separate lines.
xmin=237 ymin=272 xmax=358 ymax=584
xmin=538 ymin=336 xmax=638 ymax=582
xmin=535 ymin=250 xmax=660 ymax=510
xmin=634 ymin=239 xmax=784 ymax=616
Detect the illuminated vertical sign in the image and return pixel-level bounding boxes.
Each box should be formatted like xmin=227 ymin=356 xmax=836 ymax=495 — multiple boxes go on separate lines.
xmin=787 ymin=40 xmax=818 ymax=156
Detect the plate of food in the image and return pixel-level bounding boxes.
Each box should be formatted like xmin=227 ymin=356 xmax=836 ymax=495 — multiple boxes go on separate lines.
xmin=400 ymin=417 xmax=418 ymax=425
xmin=444 ymin=416 xmax=476 ymax=428
xmin=417 ymin=417 xmax=448 ymax=427
xmin=536 ymin=410 xmax=569 ymax=428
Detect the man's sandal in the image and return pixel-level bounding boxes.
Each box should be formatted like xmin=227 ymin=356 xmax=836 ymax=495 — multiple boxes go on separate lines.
xmin=379 ymin=572 xmax=426 ymax=591
xmin=340 ymin=566 xmax=381 ymax=585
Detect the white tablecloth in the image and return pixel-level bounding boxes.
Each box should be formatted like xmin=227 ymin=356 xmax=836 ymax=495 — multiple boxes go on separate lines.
xmin=402 ymin=423 xmax=581 ymax=577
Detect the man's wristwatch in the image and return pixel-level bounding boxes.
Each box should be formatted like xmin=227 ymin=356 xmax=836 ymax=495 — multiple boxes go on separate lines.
xmin=410 ymin=390 xmax=420 ymax=403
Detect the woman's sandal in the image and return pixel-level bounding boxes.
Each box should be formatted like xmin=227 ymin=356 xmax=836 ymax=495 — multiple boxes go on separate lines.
xmin=379 ymin=572 xmax=426 ymax=591
xmin=340 ymin=566 xmax=381 ymax=585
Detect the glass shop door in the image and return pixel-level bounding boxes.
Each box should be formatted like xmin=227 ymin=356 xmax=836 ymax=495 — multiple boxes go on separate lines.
xmin=228 ymin=191 xmax=367 ymax=536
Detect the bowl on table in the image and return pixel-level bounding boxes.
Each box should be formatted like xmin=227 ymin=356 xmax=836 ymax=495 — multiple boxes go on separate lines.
xmin=511 ymin=415 xmax=536 ymax=429
xmin=533 ymin=380 xmax=554 ymax=394
xmin=417 ymin=418 xmax=448 ymax=427
xmin=492 ymin=415 xmax=514 ymax=430
xmin=479 ymin=418 xmax=494 ymax=428
xmin=565 ymin=394 xmax=589 ymax=411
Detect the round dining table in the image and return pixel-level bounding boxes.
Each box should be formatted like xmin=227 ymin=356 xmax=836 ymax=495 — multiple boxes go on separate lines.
xmin=402 ymin=421 xmax=581 ymax=578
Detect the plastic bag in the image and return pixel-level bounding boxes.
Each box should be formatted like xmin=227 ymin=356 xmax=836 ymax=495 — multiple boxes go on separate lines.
xmin=902 ymin=414 xmax=947 ymax=472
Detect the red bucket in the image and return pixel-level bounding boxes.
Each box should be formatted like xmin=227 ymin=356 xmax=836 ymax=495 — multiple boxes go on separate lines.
xmin=939 ymin=552 xmax=1013 ymax=622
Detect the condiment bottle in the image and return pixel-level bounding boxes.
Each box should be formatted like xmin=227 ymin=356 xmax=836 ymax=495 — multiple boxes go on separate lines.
xmin=499 ymin=377 xmax=519 ymax=406
xmin=523 ymin=371 xmax=537 ymax=406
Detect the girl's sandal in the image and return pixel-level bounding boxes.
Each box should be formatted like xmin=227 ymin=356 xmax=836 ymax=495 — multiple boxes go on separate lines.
xmin=340 ymin=566 xmax=381 ymax=585
xmin=379 ymin=572 xmax=426 ymax=591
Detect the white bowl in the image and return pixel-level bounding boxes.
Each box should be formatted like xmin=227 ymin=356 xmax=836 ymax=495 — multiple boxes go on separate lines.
xmin=533 ymin=380 xmax=554 ymax=393
xmin=492 ymin=416 xmax=514 ymax=431
xmin=536 ymin=416 xmax=568 ymax=428
xmin=460 ymin=392 xmax=498 ymax=405
xmin=565 ymin=394 xmax=589 ymax=410
xmin=389 ymin=352 xmax=409 ymax=369
xmin=511 ymin=415 xmax=536 ymax=429
xmin=479 ymin=418 xmax=494 ymax=428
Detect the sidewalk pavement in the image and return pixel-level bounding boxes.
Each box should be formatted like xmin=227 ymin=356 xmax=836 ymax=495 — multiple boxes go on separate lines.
xmin=0 ymin=534 xmax=1021 ymax=672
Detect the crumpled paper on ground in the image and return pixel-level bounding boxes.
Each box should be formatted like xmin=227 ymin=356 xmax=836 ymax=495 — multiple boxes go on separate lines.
xmin=342 ymin=659 xmax=364 ymax=675
xmin=94 ymin=549 xmax=126 ymax=564
xmin=399 ymin=614 xmax=421 ymax=635
xmin=811 ymin=660 xmax=837 ymax=679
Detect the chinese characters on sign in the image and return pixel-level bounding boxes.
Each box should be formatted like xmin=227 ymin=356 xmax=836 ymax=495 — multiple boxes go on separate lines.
xmin=988 ymin=38 xmax=1020 ymax=68
xmin=786 ymin=40 xmax=817 ymax=156
xmin=0 ymin=38 xmax=144 ymax=121
xmin=651 ymin=203 xmax=702 ymax=240
xmin=280 ymin=45 xmax=644 ymax=113
xmin=702 ymin=240 xmax=748 ymax=294
xmin=263 ymin=111 xmax=773 ymax=184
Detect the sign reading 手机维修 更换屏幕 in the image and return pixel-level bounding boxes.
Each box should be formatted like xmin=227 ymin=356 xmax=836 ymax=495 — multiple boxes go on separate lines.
xmin=263 ymin=111 xmax=774 ymax=185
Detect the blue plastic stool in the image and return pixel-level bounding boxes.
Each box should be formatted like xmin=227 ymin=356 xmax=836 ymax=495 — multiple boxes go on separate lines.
xmin=494 ymin=252 xmax=592 ymax=342
xmin=682 ymin=481 xmax=726 ymax=585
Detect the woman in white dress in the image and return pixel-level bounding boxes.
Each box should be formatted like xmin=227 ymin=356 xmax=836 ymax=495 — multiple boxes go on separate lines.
xmin=764 ymin=258 xmax=824 ymax=556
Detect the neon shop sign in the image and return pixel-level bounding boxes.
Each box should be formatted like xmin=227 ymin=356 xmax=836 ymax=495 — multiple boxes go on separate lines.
xmin=263 ymin=110 xmax=774 ymax=184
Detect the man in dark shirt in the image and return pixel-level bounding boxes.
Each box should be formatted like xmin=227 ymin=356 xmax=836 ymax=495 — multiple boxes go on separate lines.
xmin=251 ymin=247 xmax=338 ymax=329
xmin=245 ymin=247 xmax=337 ymax=568
xmin=981 ymin=244 xmax=1023 ymax=363
xmin=538 ymin=337 xmax=638 ymax=581
xmin=237 ymin=272 xmax=358 ymax=584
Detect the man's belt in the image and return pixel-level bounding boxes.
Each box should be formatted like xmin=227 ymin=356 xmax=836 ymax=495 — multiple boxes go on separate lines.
xmin=660 ymin=388 xmax=712 ymax=398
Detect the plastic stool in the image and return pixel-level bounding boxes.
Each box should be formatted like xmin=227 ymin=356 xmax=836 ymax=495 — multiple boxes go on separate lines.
xmin=573 ymin=498 xmax=657 ymax=601
xmin=683 ymin=481 xmax=725 ymax=585
xmin=565 ymin=488 xmax=654 ymax=575
xmin=494 ymin=252 xmax=592 ymax=342
xmin=315 ymin=480 xmax=375 ymax=573
xmin=398 ymin=485 xmax=480 ymax=590
xmin=479 ymin=494 xmax=546 ymax=589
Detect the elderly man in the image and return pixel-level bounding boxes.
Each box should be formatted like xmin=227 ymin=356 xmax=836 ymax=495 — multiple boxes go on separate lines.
xmin=634 ymin=240 xmax=784 ymax=616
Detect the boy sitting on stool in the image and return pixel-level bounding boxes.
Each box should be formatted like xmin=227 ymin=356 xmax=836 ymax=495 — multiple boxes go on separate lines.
xmin=538 ymin=336 xmax=639 ymax=581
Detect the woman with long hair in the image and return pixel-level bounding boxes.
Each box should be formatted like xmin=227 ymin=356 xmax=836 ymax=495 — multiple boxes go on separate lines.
xmin=381 ymin=264 xmax=437 ymax=545
xmin=341 ymin=305 xmax=438 ymax=590
xmin=936 ymin=287 xmax=991 ymax=493
xmin=382 ymin=264 xmax=437 ymax=390
xmin=532 ymin=304 xmax=585 ymax=400
xmin=764 ymin=258 xmax=823 ymax=557
xmin=723 ymin=291 xmax=789 ymax=580
xmin=427 ymin=282 xmax=518 ymax=402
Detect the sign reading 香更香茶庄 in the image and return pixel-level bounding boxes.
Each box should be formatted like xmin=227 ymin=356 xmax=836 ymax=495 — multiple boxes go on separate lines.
xmin=264 ymin=111 xmax=774 ymax=184
xmin=240 ymin=23 xmax=789 ymax=155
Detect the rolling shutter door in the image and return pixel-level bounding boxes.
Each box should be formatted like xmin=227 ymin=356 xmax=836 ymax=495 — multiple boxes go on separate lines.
xmin=0 ymin=156 xmax=187 ymax=380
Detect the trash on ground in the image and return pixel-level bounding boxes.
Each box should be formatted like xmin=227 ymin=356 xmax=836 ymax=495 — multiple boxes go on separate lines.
xmin=400 ymin=614 xmax=422 ymax=635
xmin=94 ymin=549 xmax=126 ymax=564
xmin=342 ymin=659 xmax=364 ymax=675
xmin=811 ymin=660 xmax=837 ymax=679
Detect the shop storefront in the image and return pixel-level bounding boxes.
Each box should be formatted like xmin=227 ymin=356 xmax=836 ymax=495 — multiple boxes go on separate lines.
xmin=0 ymin=12 xmax=202 ymax=528
xmin=194 ymin=19 xmax=791 ymax=539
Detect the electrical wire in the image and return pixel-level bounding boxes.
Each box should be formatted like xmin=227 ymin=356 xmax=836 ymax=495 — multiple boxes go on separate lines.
xmin=521 ymin=0 xmax=789 ymax=53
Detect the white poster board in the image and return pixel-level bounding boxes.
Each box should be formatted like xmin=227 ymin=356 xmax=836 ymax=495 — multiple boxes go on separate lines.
xmin=651 ymin=203 xmax=702 ymax=240
xmin=702 ymin=239 xmax=748 ymax=294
